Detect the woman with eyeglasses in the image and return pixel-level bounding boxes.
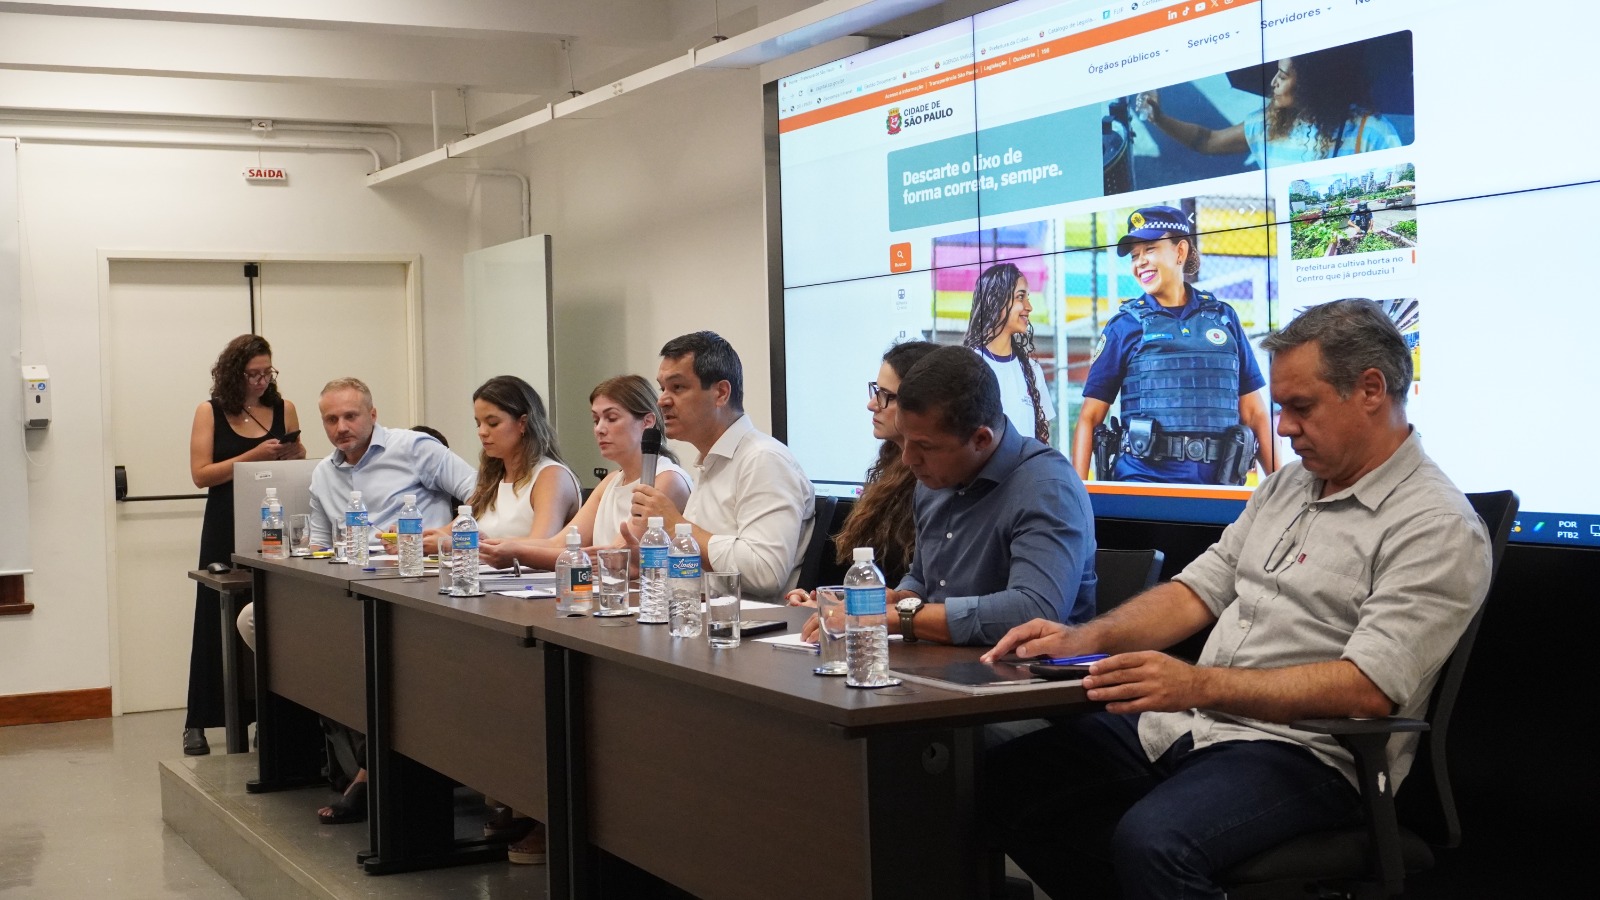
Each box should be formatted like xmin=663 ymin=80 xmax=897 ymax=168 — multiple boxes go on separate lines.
xmin=185 ymin=334 xmax=305 ymax=756
xmin=786 ymin=341 xmax=936 ymax=608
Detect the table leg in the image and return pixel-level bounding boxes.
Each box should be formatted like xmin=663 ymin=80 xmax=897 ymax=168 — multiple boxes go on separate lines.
xmin=865 ymin=725 xmax=993 ymax=899
xmin=217 ymin=588 xmax=250 ymax=754
xmin=359 ymin=595 xmax=507 ymax=875
xmin=246 ymin=567 xmax=328 ymax=793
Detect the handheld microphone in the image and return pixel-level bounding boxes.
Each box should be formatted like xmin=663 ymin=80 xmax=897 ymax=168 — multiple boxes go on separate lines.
xmin=640 ymin=427 xmax=661 ymax=488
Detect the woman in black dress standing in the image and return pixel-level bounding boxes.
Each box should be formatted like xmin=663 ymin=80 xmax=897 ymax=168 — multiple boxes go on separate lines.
xmin=184 ymin=334 xmax=304 ymax=755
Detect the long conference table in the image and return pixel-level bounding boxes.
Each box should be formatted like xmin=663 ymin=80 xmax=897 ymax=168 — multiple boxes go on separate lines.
xmin=235 ymin=553 xmax=1095 ymax=899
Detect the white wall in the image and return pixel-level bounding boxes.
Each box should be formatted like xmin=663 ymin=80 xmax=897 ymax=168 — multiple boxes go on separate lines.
xmin=0 ymin=134 xmax=476 ymax=697
xmin=509 ymin=68 xmax=773 ymax=483
xmin=0 ymin=1 xmax=983 ymax=700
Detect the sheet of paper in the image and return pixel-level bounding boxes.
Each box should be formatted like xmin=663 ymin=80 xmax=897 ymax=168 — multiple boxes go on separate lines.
xmin=755 ymin=632 xmax=818 ymax=653
xmin=494 ymin=588 xmax=557 ymax=599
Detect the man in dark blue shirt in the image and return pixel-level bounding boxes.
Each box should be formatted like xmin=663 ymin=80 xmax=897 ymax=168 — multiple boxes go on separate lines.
xmin=887 ymin=346 xmax=1097 ymax=645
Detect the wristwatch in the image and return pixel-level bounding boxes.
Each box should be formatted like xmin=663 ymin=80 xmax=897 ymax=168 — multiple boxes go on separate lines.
xmin=896 ymin=596 xmax=925 ymax=643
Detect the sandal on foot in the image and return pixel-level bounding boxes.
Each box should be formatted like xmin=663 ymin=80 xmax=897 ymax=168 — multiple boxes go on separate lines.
xmin=507 ymin=825 xmax=547 ymax=865
xmin=318 ymin=780 xmax=367 ymax=825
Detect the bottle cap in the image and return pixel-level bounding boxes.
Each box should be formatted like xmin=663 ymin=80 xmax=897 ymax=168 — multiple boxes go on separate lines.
xmin=458 ymin=504 xmax=472 ymax=515
xmin=403 ymin=493 xmax=416 ymax=504
xmin=566 ymin=527 xmax=581 ymax=545
xmin=265 ymin=488 xmax=277 ymax=496
xmin=351 ymin=490 xmax=362 ymax=500
xmin=648 ymin=516 xmax=664 ymax=529
xmin=675 ymin=523 xmax=693 ymax=535
xmin=853 ymin=547 xmax=875 ymax=562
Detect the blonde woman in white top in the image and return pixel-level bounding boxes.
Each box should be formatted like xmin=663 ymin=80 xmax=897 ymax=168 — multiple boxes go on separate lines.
xmin=481 ymin=374 xmax=691 ymax=569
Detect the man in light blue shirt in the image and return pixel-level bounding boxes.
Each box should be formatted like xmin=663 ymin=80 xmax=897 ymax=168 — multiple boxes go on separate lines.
xmin=307 ymin=377 xmax=476 ymax=547
xmin=889 ymin=346 xmax=1097 ymax=646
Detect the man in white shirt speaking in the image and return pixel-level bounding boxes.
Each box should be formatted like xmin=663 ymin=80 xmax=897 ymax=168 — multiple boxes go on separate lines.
xmin=629 ymin=331 xmax=815 ymax=600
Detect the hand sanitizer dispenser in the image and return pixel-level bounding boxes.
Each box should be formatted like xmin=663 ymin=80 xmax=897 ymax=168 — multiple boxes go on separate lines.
xmin=22 ymin=365 xmax=49 ymax=430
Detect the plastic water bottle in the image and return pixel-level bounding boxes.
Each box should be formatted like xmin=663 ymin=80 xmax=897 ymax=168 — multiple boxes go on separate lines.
xmin=261 ymin=499 xmax=287 ymax=559
xmin=667 ymin=523 xmax=702 ymax=638
xmin=845 ymin=547 xmax=894 ymax=688
xmin=555 ymin=527 xmax=594 ymax=614
xmin=397 ymin=493 xmax=424 ymax=578
xmin=259 ymin=487 xmax=277 ymax=524
xmin=449 ymin=505 xmax=481 ymax=596
xmin=345 ymin=490 xmax=370 ymax=567
xmin=637 ymin=517 xmax=670 ymax=624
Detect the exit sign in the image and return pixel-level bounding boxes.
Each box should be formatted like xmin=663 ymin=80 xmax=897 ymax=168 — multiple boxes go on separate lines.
xmin=244 ymin=167 xmax=288 ymax=183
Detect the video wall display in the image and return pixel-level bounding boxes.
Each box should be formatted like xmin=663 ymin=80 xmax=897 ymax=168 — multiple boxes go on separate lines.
xmin=770 ymin=0 xmax=1600 ymax=546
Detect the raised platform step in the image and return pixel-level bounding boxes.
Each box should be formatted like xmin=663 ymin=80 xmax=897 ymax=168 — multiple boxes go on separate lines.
xmin=159 ymin=753 xmax=547 ymax=899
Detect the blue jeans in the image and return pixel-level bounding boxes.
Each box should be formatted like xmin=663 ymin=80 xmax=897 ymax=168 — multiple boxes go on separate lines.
xmin=986 ymin=712 xmax=1360 ymax=900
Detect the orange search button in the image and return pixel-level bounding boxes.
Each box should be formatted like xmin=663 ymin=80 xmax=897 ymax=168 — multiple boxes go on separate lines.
xmin=889 ymin=242 xmax=912 ymax=273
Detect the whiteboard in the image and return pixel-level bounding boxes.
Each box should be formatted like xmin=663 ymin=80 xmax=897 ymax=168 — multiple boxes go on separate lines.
xmin=0 ymin=140 xmax=28 ymax=576
xmin=464 ymin=234 xmax=554 ymax=413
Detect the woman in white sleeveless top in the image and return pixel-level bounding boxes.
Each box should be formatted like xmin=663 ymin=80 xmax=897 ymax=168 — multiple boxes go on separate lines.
xmin=480 ymin=374 xmax=690 ymax=569
xmin=451 ymin=376 xmax=580 ymax=551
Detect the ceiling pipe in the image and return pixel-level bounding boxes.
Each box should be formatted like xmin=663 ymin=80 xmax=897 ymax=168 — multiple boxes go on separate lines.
xmin=1 ymin=127 xmax=383 ymax=171
xmin=468 ymin=169 xmax=531 ymax=238
xmin=0 ymin=110 xmax=401 ymax=165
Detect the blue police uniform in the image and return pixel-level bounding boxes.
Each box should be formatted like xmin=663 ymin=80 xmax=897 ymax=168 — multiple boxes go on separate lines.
xmin=1083 ymin=285 xmax=1265 ymax=484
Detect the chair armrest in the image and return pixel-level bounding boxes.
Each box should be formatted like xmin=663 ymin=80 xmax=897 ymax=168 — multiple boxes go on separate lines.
xmin=1291 ymin=716 xmax=1429 ymax=736
xmin=1292 ymin=718 xmax=1421 ymax=896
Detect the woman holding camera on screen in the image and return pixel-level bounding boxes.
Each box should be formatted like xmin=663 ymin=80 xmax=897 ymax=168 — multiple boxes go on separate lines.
xmin=184 ymin=334 xmax=304 ymax=756
xmin=1070 ymin=207 xmax=1275 ymax=486
xmin=1137 ymin=45 xmax=1401 ymax=168
xmin=963 ymin=263 xmax=1053 ymax=444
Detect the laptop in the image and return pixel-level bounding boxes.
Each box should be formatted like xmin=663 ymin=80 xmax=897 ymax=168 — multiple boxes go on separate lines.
xmin=232 ymin=460 xmax=322 ymax=557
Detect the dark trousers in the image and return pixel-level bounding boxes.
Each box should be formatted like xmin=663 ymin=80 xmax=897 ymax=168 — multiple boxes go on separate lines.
xmin=986 ymin=712 xmax=1360 ymax=900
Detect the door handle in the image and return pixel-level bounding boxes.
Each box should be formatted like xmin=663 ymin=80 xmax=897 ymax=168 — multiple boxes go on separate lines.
xmin=114 ymin=465 xmax=207 ymax=503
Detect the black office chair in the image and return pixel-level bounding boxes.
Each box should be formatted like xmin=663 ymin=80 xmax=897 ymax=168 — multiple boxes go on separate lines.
xmin=1094 ymin=547 xmax=1164 ymax=614
xmin=795 ymin=494 xmax=839 ymax=591
xmin=999 ymin=547 xmax=1165 ymax=900
xmin=1219 ymin=490 xmax=1518 ymax=900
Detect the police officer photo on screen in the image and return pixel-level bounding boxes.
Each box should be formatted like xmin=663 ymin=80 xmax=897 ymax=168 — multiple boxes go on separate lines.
xmin=1070 ymin=206 xmax=1277 ymax=486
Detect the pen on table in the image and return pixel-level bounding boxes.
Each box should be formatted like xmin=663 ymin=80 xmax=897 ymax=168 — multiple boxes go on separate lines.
xmin=1037 ymin=653 xmax=1109 ymax=665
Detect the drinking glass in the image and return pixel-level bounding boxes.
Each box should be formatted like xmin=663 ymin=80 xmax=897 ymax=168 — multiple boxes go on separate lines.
xmin=813 ymin=585 xmax=849 ymax=675
xmin=331 ymin=522 xmax=350 ymax=563
xmin=289 ymin=514 xmax=313 ymax=557
xmin=594 ymin=549 xmax=632 ymax=616
xmin=704 ymin=571 xmax=741 ymax=649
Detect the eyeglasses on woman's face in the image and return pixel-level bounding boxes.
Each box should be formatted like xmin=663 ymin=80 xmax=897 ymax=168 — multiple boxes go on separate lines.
xmin=244 ymin=367 xmax=279 ymax=384
xmin=867 ymin=382 xmax=899 ymax=411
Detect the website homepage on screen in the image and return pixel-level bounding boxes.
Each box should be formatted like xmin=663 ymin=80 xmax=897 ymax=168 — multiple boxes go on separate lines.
xmin=774 ymin=0 xmax=1600 ymax=547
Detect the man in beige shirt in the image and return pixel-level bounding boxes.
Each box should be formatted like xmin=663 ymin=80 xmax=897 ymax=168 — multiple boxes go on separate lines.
xmin=982 ymin=299 xmax=1492 ymax=900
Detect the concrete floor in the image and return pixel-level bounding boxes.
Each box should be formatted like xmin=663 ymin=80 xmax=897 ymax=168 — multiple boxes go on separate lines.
xmin=0 ymin=710 xmax=244 ymax=899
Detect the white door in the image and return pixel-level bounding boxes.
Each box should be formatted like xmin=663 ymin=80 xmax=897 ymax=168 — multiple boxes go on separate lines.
xmin=108 ymin=258 xmax=415 ymax=714
xmin=108 ymin=260 xmax=251 ymax=714
xmin=258 ymin=261 xmax=416 ymax=456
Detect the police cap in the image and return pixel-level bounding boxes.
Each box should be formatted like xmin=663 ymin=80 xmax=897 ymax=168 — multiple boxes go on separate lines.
xmin=1116 ymin=205 xmax=1193 ymax=257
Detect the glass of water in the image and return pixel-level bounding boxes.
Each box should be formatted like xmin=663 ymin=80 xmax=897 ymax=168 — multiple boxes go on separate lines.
xmin=289 ymin=514 xmax=313 ymax=557
xmin=704 ymin=571 xmax=741 ymax=649
xmin=331 ymin=522 xmax=350 ymax=563
xmin=594 ymin=549 xmax=632 ymax=616
xmin=813 ymin=585 xmax=849 ymax=675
